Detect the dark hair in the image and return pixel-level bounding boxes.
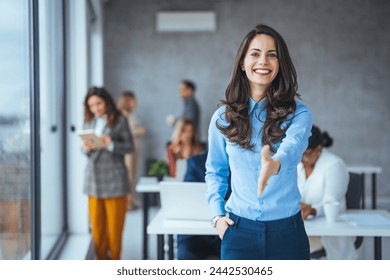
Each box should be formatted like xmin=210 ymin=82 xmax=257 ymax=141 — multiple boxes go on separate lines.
xmin=181 ymin=80 xmax=196 ymax=92
xmin=84 ymin=86 xmax=121 ymax=128
xmin=171 ymin=118 xmax=201 ymax=146
xmin=121 ymin=90 xmax=135 ymax=99
xmin=217 ymin=24 xmax=299 ymax=152
xmin=307 ymin=125 xmax=333 ymax=149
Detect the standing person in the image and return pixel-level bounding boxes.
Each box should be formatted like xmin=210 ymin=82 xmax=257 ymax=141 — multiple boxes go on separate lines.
xmin=167 ymin=80 xmax=200 ymax=132
xmin=118 ymin=91 xmax=146 ymax=210
xmin=206 ymin=24 xmax=312 ymax=260
xmin=82 ymin=86 xmax=134 ymax=260
xmin=298 ymin=125 xmax=358 ymax=259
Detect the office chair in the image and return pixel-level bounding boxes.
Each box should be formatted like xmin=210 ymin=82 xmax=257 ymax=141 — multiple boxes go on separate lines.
xmin=310 ymin=172 xmax=364 ymax=259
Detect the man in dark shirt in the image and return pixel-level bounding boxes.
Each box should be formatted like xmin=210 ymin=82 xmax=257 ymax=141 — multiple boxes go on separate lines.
xmin=179 ymin=80 xmax=199 ymax=128
xmin=167 ymin=80 xmax=200 ymax=133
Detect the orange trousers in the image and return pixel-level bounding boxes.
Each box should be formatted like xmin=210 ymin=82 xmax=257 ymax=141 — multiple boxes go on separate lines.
xmin=88 ymin=196 xmax=127 ymax=260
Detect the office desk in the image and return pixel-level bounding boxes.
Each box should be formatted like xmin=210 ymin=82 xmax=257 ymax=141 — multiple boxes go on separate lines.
xmin=347 ymin=165 xmax=382 ymax=209
xmin=147 ymin=210 xmax=390 ymax=260
xmin=135 ymin=176 xmax=160 ymax=260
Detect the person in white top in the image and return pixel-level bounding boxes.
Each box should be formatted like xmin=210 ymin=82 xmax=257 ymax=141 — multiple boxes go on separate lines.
xmin=297 ymin=125 xmax=358 ymax=259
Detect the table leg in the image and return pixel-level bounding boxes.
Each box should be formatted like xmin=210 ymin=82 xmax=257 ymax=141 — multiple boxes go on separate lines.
xmin=157 ymin=234 xmax=164 ymax=260
xmin=168 ymin=235 xmax=174 ymax=260
xmin=142 ymin=193 xmax=149 ymax=260
xmin=372 ymin=174 xmax=377 ymax=209
xmin=361 ymin=173 xmax=365 ymax=209
xmin=374 ymin=237 xmax=381 ymax=260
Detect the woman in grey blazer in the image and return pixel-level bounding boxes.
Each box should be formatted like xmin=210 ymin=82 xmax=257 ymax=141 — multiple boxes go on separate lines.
xmin=82 ymin=87 xmax=134 ymax=260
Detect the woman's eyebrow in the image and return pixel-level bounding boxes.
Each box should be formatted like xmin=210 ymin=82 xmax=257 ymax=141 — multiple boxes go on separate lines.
xmin=249 ymin=48 xmax=277 ymax=52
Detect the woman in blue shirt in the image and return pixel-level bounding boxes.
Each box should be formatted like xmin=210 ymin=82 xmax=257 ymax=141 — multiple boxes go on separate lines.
xmin=206 ymin=24 xmax=312 ymax=260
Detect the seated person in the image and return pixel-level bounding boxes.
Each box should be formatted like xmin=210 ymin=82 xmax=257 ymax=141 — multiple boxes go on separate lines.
xmin=297 ymin=125 xmax=357 ymax=259
xmin=177 ymin=150 xmax=221 ymax=260
xmin=166 ymin=118 xmax=204 ymax=178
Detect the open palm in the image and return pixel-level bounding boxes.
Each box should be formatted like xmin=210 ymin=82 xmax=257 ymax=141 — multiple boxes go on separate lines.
xmin=258 ymin=145 xmax=281 ymax=196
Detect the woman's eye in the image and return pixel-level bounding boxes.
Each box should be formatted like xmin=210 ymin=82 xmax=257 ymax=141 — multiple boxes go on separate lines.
xmin=250 ymin=52 xmax=259 ymax=57
xmin=267 ymin=53 xmax=278 ymax=59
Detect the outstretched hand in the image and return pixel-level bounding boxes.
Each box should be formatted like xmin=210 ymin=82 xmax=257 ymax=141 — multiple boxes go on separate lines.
xmin=258 ymin=145 xmax=281 ymax=196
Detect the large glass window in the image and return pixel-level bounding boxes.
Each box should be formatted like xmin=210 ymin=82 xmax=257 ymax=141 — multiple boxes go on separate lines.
xmin=0 ymin=0 xmax=32 ymax=260
xmin=39 ymin=0 xmax=66 ymax=259
xmin=0 ymin=0 xmax=67 ymax=260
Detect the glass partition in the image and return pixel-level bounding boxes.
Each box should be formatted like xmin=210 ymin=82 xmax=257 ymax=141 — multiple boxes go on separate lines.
xmin=0 ymin=0 xmax=32 ymax=260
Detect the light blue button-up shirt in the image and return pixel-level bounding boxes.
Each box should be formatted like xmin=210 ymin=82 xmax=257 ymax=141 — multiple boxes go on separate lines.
xmin=206 ymin=98 xmax=312 ymax=221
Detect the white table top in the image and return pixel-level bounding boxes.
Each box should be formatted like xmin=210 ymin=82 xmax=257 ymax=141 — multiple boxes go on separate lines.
xmin=135 ymin=176 xmax=160 ymax=193
xmin=147 ymin=209 xmax=390 ymax=237
xmin=135 ymin=176 xmax=184 ymax=193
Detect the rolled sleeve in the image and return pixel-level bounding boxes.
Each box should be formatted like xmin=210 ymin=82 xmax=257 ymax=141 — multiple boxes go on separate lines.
xmin=205 ymin=109 xmax=230 ymax=218
xmin=273 ymin=103 xmax=312 ymax=173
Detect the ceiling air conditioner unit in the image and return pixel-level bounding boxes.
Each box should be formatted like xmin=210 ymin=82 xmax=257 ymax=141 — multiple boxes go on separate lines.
xmin=156 ymin=11 xmax=216 ymax=32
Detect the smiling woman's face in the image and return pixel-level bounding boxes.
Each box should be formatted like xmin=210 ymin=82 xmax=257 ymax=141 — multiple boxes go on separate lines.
xmin=242 ymin=34 xmax=279 ymax=100
xmin=87 ymin=95 xmax=106 ymax=118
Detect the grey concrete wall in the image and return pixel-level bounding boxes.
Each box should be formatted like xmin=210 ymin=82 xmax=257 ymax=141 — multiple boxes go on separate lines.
xmin=103 ymin=0 xmax=390 ymax=204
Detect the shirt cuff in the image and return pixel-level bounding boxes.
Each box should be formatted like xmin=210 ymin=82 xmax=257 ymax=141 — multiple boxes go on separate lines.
xmin=273 ymin=151 xmax=289 ymax=174
xmin=107 ymin=142 xmax=114 ymax=152
xmin=210 ymin=200 xmax=226 ymax=219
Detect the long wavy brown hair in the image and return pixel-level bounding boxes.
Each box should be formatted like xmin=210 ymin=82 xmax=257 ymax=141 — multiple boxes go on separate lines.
xmin=217 ymin=24 xmax=299 ymax=152
xmin=84 ymin=86 xmax=121 ymax=128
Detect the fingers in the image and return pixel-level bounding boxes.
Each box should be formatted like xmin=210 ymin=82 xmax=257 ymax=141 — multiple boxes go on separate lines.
xmin=222 ymin=216 xmax=235 ymax=226
xmin=257 ymin=185 xmax=265 ymax=197
xmin=83 ymin=141 xmax=93 ymax=152
xmin=258 ymin=144 xmax=280 ymax=197
xmin=258 ymin=168 xmax=268 ymax=196
xmin=216 ymin=216 xmax=235 ymax=240
xmin=261 ymin=144 xmax=271 ymax=160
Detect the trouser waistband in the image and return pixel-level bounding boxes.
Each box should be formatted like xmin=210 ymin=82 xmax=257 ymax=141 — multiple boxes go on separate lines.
xmin=228 ymin=211 xmax=303 ymax=232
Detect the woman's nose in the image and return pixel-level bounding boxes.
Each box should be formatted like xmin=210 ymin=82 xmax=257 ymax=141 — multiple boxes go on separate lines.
xmin=258 ymin=54 xmax=268 ymax=65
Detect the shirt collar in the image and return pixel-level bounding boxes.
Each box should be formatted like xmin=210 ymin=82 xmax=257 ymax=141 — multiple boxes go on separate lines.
xmin=184 ymin=96 xmax=194 ymax=104
xmin=95 ymin=114 xmax=107 ymax=121
xmin=248 ymin=98 xmax=266 ymax=115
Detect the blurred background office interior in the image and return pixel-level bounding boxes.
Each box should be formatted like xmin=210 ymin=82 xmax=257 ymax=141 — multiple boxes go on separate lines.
xmin=0 ymin=0 xmax=389 ymax=260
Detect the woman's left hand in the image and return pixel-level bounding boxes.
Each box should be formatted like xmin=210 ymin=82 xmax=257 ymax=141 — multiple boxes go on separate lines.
xmin=258 ymin=145 xmax=280 ymax=196
xmin=100 ymin=134 xmax=112 ymax=148
xmin=300 ymin=203 xmax=316 ymax=220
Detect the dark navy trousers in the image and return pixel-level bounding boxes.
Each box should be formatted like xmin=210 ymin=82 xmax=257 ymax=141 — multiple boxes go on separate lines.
xmin=221 ymin=211 xmax=310 ymax=260
xmin=177 ymin=235 xmax=221 ymax=260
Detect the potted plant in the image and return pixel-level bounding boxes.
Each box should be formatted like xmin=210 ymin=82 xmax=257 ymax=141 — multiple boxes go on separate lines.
xmin=147 ymin=160 xmax=169 ymax=181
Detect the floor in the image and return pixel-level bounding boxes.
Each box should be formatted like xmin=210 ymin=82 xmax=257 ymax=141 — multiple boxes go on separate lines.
xmin=121 ymin=203 xmax=159 ymax=260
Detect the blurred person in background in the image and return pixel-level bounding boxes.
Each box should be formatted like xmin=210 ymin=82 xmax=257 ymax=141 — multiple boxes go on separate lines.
xmin=82 ymin=86 xmax=134 ymax=260
xmin=298 ymin=125 xmax=357 ymax=259
xmin=166 ymin=118 xmax=204 ymax=178
xmin=118 ymin=91 xmax=146 ymax=210
xmin=166 ymin=80 xmax=200 ymax=134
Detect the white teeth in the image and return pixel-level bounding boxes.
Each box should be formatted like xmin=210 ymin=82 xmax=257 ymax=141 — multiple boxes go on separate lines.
xmin=255 ymin=69 xmax=271 ymax=74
